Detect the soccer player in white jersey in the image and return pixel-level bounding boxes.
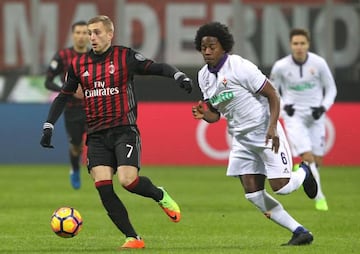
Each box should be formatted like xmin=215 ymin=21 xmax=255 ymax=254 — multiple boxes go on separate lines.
xmin=192 ymin=22 xmax=318 ymax=246
xmin=270 ymin=28 xmax=337 ymax=211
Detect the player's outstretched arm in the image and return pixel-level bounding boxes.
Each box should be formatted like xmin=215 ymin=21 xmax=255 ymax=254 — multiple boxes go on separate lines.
xmin=146 ymin=62 xmax=193 ymax=93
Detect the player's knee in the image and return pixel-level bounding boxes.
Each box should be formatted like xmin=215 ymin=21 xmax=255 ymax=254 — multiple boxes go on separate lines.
xmin=301 ymin=151 xmax=315 ymax=163
xmin=70 ymin=144 xmax=83 ymax=155
xmin=118 ymin=167 xmax=139 ymax=189
xmin=269 ymin=178 xmax=290 ymax=193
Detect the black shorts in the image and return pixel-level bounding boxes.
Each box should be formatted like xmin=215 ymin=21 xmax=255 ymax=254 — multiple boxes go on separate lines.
xmin=86 ymin=126 xmax=141 ymax=172
xmin=64 ymin=106 xmax=86 ymax=146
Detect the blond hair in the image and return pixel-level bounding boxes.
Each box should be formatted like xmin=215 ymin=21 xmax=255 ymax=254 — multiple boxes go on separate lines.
xmin=88 ymin=15 xmax=114 ymax=32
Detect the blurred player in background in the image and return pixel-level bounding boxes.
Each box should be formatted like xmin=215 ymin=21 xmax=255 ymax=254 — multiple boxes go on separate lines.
xmin=192 ymin=22 xmax=318 ymax=246
xmin=41 ymin=15 xmax=192 ymax=250
xmin=270 ymin=28 xmax=337 ymax=211
xmin=44 ymin=21 xmax=89 ymax=190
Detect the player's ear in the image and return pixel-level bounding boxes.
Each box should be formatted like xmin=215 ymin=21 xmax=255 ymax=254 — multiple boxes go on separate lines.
xmin=107 ymin=31 xmax=114 ymax=41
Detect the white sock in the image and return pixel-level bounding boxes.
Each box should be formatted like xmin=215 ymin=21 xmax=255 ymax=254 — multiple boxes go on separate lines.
xmin=245 ymin=190 xmax=301 ymax=232
xmin=275 ymin=168 xmax=306 ymax=195
xmin=270 ymin=205 xmax=302 ymax=232
xmin=309 ymin=162 xmax=325 ymax=200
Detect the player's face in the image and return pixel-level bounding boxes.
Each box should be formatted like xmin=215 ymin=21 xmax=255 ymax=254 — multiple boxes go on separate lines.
xmin=72 ymin=25 xmax=89 ymax=51
xmin=88 ymin=21 xmax=113 ymax=54
xmin=290 ymin=35 xmax=310 ymax=62
xmin=200 ymin=36 xmax=225 ymax=67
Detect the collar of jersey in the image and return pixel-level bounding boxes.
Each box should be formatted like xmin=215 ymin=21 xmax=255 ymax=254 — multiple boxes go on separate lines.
xmin=208 ymin=53 xmax=228 ymax=74
xmin=90 ymin=46 xmax=113 ymax=61
xmin=291 ymin=53 xmax=308 ymax=66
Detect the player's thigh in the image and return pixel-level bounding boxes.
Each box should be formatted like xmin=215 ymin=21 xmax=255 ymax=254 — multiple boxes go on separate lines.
xmin=90 ymin=165 xmax=114 ymax=182
xmin=66 ymin=121 xmax=85 ymax=146
xmin=310 ymin=119 xmax=326 ymax=156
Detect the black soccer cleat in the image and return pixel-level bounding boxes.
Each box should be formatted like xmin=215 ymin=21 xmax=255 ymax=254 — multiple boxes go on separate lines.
xmin=282 ymin=229 xmax=314 ymax=246
xmin=300 ymin=162 xmax=318 ymax=199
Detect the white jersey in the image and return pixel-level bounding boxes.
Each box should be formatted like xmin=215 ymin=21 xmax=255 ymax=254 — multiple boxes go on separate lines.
xmin=270 ymin=52 xmax=337 ymax=111
xmin=198 ymin=54 xmax=268 ymax=136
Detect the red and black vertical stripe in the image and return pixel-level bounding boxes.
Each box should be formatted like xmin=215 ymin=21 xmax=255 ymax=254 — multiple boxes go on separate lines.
xmin=72 ymin=46 xmax=140 ymax=133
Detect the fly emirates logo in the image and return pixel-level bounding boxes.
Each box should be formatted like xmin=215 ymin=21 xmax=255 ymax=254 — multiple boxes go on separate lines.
xmin=84 ymin=81 xmax=120 ymax=98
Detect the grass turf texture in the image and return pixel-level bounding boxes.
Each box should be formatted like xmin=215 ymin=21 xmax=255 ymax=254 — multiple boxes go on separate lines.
xmin=0 ymin=165 xmax=359 ymax=253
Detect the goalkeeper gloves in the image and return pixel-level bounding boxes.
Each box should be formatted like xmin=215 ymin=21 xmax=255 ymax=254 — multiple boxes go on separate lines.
xmin=40 ymin=122 xmax=54 ymax=148
xmin=283 ymin=104 xmax=295 ymax=117
xmin=174 ymin=72 xmax=193 ymax=94
xmin=311 ymin=106 xmax=326 ymax=120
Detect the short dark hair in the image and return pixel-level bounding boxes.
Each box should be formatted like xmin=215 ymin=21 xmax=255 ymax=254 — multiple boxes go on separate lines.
xmin=71 ymin=21 xmax=87 ymax=32
xmin=289 ymin=28 xmax=311 ymax=42
xmin=194 ymin=22 xmax=234 ymax=53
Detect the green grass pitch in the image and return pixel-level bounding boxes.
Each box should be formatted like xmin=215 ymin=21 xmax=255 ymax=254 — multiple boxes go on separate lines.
xmin=0 ymin=164 xmax=359 ymax=253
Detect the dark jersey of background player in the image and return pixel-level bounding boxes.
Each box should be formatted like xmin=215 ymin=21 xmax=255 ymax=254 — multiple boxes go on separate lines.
xmin=41 ymin=15 xmax=192 ymax=249
xmin=44 ymin=21 xmax=89 ymax=190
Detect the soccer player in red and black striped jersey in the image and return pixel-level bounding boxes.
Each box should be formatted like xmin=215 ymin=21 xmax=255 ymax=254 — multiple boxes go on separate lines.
xmin=40 ymin=15 xmax=192 ymax=249
xmin=44 ymin=21 xmax=89 ymax=190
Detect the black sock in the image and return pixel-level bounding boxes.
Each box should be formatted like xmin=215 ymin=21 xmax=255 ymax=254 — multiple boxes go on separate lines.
xmin=69 ymin=151 xmax=80 ymax=171
xmin=95 ymin=180 xmax=137 ymax=238
xmin=125 ymin=176 xmax=163 ymax=202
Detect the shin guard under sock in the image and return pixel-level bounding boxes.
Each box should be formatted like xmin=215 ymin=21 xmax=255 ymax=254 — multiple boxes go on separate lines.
xmin=124 ymin=176 xmax=163 ymax=202
xmin=95 ymin=180 xmax=137 ymax=237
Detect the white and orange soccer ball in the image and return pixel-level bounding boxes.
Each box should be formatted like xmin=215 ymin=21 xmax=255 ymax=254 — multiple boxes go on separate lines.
xmin=50 ymin=207 xmax=83 ymax=238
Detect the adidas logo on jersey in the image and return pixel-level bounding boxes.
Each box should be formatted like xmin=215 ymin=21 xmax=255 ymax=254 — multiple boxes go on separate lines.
xmin=82 ymin=70 xmax=89 ymax=77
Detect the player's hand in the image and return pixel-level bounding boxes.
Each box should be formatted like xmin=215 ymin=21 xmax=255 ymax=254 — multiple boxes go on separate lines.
xmin=192 ymin=100 xmax=206 ymax=119
xmin=265 ymin=125 xmax=279 ymax=153
xmin=311 ymin=106 xmax=326 ymax=120
xmin=40 ymin=122 xmax=54 ymax=148
xmin=175 ymin=72 xmax=193 ymax=93
xmin=73 ymin=85 xmax=84 ymax=99
xmin=283 ymin=104 xmax=295 ymax=117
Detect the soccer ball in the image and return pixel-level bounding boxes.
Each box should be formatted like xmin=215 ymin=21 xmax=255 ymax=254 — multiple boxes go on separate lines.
xmin=50 ymin=207 xmax=83 ymax=238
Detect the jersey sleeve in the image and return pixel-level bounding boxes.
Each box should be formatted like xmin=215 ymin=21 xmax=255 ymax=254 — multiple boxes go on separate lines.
xmin=44 ymin=52 xmax=63 ymax=92
xmin=269 ymin=61 xmax=286 ymax=107
xmin=319 ymin=59 xmax=337 ymax=110
xmin=269 ymin=61 xmax=283 ymax=92
xmin=127 ymin=48 xmax=153 ymax=74
xmin=46 ymin=52 xmax=63 ymax=77
xmin=237 ymin=58 xmax=267 ymax=94
xmin=197 ymin=67 xmax=210 ymax=100
xmin=61 ymin=63 xmax=79 ymax=94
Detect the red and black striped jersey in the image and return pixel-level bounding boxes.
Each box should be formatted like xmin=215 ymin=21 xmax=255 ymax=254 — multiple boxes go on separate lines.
xmin=64 ymin=46 xmax=153 ymax=133
xmin=45 ymin=47 xmax=86 ymax=108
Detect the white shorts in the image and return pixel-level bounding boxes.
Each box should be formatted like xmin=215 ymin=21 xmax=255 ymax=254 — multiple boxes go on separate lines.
xmin=282 ymin=108 xmax=325 ymax=156
xmin=226 ymin=122 xmax=293 ymax=179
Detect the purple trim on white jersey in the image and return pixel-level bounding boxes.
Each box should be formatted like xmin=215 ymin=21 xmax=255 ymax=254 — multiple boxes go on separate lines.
xmin=255 ymin=79 xmax=267 ymax=93
xmin=208 ymin=54 xmax=228 ymax=74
